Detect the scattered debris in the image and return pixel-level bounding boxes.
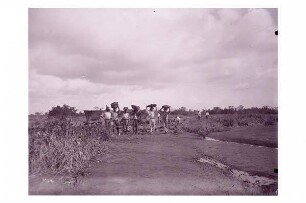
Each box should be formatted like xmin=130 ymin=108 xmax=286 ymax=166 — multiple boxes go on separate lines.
xmin=198 ymin=156 xmax=277 ymax=187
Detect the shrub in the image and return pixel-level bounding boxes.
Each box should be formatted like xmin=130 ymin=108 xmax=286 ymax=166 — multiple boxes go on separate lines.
xmin=29 ymin=119 xmax=108 ymax=177
xmin=237 ymin=119 xmax=249 ymax=126
xmin=182 ymin=114 xmax=278 ymax=138
xmin=221 ymin=118 xmax=234 ymax=127
xmin=182 ymin=116 xmax=227 ymax=137
xmin=264 ymin=116 xmax=276 ymax=126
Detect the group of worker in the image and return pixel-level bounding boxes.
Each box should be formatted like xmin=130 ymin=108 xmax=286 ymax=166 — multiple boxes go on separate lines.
xmin=102 ymin=102 xmax=176 ymax=136
xmin=198 ymin=111 xmax=210 ymax=120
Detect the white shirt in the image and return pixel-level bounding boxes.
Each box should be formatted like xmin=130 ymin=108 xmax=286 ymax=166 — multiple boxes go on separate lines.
xmin=104 ymin=112 xmax=111 ymax=119
xmin=122 ymin=112 xmax=129 ymax=119
xmin=112 ymin=111 xmax=119 ymax=120
xmin=148 ymin=110 xmax=155 ymax=119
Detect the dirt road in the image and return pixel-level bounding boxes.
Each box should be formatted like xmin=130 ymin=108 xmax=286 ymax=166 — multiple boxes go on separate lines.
xmin=29 ymin=129 xmax=277 ymax=195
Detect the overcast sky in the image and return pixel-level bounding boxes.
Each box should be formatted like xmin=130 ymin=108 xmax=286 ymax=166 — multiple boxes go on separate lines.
xmin=29 ymin=8 xmax=277 ymax=114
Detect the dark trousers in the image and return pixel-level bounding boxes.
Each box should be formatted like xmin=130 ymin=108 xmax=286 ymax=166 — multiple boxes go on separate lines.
xmin=132 ymin=119 xmax=138 ymax=134
xmin=113 ymin=119 xmax=120 ymax=135
xmin=122 ymin=119 xmax=129 ymax=133
xmin=104 ymin=119 xmax=111 ymax=139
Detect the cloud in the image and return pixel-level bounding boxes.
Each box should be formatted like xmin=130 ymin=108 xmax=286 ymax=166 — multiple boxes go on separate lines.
xmin=29 ymin=8 xmax=277 ymax=113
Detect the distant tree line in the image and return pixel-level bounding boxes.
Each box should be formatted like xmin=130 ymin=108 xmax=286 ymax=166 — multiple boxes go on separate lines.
xmin=30 ymin=104 xmax=277 ymax=117
xmin=47 ymin=104 xmax=79 ymax=119
xmin=171 ymin=105 xmax=277 ymax=116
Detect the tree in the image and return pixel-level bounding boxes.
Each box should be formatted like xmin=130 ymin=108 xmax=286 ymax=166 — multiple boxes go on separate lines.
xmin=48 ymin=104 xmax=78 ymax=118
xmin=211 ymin=107 xmax=222 ymax=114
xmin=224 ymin=106 xmax=235 ymax=114
xmin=179 ymin=107 xmax=187 ymax=111
xmin=237 ymin=105 xmax=244 ymax=111
xmin=228 ymin=106 xmax=234 ymax=110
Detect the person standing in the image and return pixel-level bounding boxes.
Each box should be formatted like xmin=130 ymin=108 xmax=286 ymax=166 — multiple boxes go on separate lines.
xmin=122 ymin=107 xmax=130 ymax=134
xmin=131 ymin=105 xmax=140 ymax=134
xmin=198 ymin=111 xmax=202 ymax=120
xmin=157 ymin=112 xmax=160 ymax=124
xmin=206 ymin=111 xmax=210 ymax=119
xmin=147 ymin=104 xmax=157 ymax=134
xmin=175 ymin=116 xmax=181 ymax=130
xmin=111 ymin=102 xmax=121 ymax=136
xmin=159 ymin=105 xmax=171 ymax=133
xmin=103 ymin=106 xmax=112 ymax=138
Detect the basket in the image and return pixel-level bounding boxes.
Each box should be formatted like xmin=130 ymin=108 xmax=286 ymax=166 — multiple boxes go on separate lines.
xmin=111 ymin=102 xmax=119 ymax=109
xmin=131 ymin=105 xmax=140 ymax=112
xmin=147 ymin=104 xmax=157 ymax=108
xmin=162 ymin=105 xmax=170 ymax=109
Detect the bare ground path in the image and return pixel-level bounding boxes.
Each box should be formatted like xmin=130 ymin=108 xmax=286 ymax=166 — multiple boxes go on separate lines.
xmin=29 ymin=129 xmax=277 ymax=195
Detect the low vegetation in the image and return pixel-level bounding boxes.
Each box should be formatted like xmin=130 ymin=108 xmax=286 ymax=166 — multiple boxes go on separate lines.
xmin=182 ymin=114 xmax=278 ymax=138
xmin=29 ymin=119 xmax=108 ymax=177
xmin=29 ymin=104 xmax=278 ymax=178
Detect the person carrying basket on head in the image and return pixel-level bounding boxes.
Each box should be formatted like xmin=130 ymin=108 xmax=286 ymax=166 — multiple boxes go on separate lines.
xmin=103 ymin=105 xmax=112 ymax=138
xmin=111 ymin=102 xmax=121 ymax=136
xmin=146 ymin=104 xmax=157 ymax=134
xmin=159 ymin=105 xmax=171 ymax=133
xmin=131 ymin=105 xmax=140 ymax=134
xmin=122 ymin=107 xmax=130 ymax=134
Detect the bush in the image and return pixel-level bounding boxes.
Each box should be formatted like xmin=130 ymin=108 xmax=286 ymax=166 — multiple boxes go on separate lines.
xmin=237 ymin=119 xmax=249 ymax=126
xmin=29 ymin=119 xmax=108 ymax=176
xmin=221 ymin=118 xmax=234 ymax=127
xmin=182 ymin=116 xmax=227 ymax=137
xmin=48 ymin=104 xmax=78 ymax=119
xmin=264 ymin=116 xmax=275 ymax=126
xmin=182 ymin=114 xmax=278 ymax=138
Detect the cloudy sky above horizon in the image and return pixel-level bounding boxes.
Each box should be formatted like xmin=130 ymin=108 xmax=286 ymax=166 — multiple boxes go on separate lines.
xmin=29 ymin=8 xmax=277 ymax=114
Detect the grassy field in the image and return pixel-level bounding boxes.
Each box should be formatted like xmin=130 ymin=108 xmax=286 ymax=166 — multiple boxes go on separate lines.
xmin=29 ymin=118 xmax=108 ymax=177
xmin=29 ymin=113 xmax=278 ymax=195
xmin=189 ymin=128 xmax=278 ymax=178
xmin=29 ymin=131 xmax=277 ymax=195
xmin=182 ymin=114 xmax=277 ymax=138
xmin=29 ymin=113 xmax=278 ymax=176
xmin=207 ymin=125 xmax=278 ymax=148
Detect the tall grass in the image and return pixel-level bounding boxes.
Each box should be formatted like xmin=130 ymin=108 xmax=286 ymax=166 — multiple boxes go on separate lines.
xmin=29 ymin=119 xmax=108 ymax=177
xmin=182 ymin=114 xmax=278 ymax=137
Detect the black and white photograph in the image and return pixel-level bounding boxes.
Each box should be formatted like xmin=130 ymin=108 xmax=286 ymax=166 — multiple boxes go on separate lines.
xmin=28 ymin=8 xmax=278 ymax=195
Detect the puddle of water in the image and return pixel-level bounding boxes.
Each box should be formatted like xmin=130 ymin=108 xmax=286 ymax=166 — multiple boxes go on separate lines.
xmin=205 ymin=137 xmax=220 ymax=142
xmin=205 ymin=137 xmax=278 ymax=149
xmin=198 ymin=156 xmax=277 ymax=186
